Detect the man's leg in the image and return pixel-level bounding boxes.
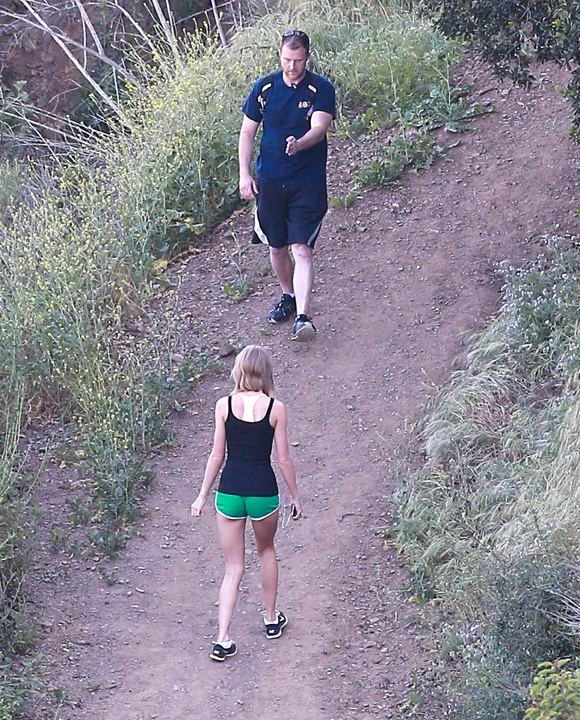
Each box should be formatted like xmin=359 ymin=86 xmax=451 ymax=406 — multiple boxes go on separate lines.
xmin=252 ymin=181 xmax=296 ymax=324
xmin=269 ymin=246 xmax=294 ymax=296
xmin=291 ymin=243 xmax=314 ymax=316
xmin=286 ymin=181 xmax=325 ymax=340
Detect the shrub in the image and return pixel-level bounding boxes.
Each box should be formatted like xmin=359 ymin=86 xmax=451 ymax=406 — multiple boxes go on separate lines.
xmin=525 ymin=659 xmax=580 ymax=720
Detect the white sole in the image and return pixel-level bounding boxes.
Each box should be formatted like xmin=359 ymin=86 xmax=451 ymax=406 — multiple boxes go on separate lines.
xmin=291 ymin=324 xmax=316 ymax=342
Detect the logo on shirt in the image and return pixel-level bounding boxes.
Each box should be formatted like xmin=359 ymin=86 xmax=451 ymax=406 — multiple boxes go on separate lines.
xmin=298 ymin=101 xmax=312 ymax=109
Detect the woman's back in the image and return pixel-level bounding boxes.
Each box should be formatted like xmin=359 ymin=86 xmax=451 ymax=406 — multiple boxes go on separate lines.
xmin=219 ymin=393 xmax=277 ymax=497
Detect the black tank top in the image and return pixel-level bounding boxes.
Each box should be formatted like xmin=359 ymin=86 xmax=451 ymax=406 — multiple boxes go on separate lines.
xmin=217 ymin=395 xmax=278 ymax=497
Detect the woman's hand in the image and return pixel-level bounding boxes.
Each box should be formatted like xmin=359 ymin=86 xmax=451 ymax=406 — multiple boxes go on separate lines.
xmin=291 ymin=497 xmax=303 ymax=520
xmin=191 ymin=494 xmax=206 ymax=517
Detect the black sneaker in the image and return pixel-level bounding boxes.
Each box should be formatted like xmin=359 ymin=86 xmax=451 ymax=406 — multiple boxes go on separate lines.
xmin=209 ymin=641 xmax=237 ymax=662
xmin=268 ymin=294 xmax=296 ymax=324
xmin=291 ymin=314 xmax=317 ymax=342
xmin=264 ymin=610 xmax=288 ymax=639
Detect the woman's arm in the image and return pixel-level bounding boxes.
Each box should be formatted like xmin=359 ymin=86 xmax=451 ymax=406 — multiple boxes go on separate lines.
xmin=191 ymin=397 xmax=228 ymax=516
xmin=272 ymin=400 xmax=302 ymax=519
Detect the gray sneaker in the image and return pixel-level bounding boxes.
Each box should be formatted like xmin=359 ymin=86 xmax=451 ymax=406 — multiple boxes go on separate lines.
xmin=268 ymin=294 xmax=296 ymax=324
xmin=291 ymin=314 xmax=317 ymax=342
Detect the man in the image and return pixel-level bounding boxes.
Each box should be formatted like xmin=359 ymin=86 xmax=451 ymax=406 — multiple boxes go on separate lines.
xmin=238 ymin=30 xmax=336 ymax=341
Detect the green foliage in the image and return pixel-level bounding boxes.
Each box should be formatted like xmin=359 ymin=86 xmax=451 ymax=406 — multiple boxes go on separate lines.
xmin=525 ymin=659 xmax=580 ymax=720
xmin=223 ymin=276 xmax=251 ymax=301
xmin=0 ymin=392 xmax=33 ymax=657
xmin=0 ymin=654 xmax=35 ymax=720
xmin=0 ymin=162 xmax=27 ymax=221
xmin=0 ymin=392 xmax=36 ymax=718
xmin=355 ymin=131 xmax=443 ymax=189
xmin=395 ymin=236 xmax=580 ymax=718
xmin=302 ymin=0 xmax=464 ymax=121
xmin=286 ymin=1 xmax=482 ymax=185
xmin=0 ymin=81 xmax=35 ymax=151
xmin=425 ymin=0 xmax=580 ymax=132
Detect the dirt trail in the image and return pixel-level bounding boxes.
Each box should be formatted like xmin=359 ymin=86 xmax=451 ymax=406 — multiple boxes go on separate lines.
xmin=30 ymin=60 xmax=580 ymax=720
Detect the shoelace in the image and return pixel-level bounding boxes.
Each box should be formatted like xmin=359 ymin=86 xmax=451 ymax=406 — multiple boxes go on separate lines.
xmin=277 ymin=296 xmax=293 ymax=310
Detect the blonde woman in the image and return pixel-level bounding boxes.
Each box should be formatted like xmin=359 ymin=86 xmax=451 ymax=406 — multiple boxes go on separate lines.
xmin=191 ymin=345 xmax=302 ymax=662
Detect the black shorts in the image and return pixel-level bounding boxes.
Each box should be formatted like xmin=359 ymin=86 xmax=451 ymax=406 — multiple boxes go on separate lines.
xmin=251 ymin=178 xmax=328 ymax=249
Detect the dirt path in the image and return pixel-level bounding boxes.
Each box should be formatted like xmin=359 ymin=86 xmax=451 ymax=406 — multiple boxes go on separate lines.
xmin=29 ymin=59 xmax=580 ymax=719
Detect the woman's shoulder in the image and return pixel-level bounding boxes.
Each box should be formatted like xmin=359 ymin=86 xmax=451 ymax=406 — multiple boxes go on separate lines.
xmin=270 ymin=397 xmax=287 ymax=419
xmin=215 ymin=395 xmax=230 ymax=415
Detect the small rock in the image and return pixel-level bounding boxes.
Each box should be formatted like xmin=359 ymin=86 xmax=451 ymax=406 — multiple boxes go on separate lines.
xmin=219 ymin=343 xmax=236 ymax=357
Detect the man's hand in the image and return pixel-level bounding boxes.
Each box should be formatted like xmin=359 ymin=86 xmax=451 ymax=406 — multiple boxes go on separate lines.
xmin=239 ymin=173 xmax=259 ymax=200
xmin=285 ymin=112 xmax=333 ymax=157
xmin=285 ymin=135 xmax=300 ymax=156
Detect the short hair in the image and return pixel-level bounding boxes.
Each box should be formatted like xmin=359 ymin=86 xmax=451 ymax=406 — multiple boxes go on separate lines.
xmin=280 ymin=29 xmax=310 ymax=55
xmin=231 ymin=345 xmax=275 ymax=396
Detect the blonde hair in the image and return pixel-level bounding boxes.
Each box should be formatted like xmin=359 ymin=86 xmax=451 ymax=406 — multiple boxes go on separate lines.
xmin=231 ymin=345 xmax=275 ymax=396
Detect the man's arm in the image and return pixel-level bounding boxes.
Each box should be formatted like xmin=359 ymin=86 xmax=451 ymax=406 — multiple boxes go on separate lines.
xmin=285 ymin=110 xmax=333 ymax=156
xmin=238 ymin=115 xmax=260 ymax=200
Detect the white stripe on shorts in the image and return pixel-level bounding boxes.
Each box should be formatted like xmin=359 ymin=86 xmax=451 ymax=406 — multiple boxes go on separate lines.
xmin=254 ymin=211 xmax=269 ymax=245
xmin=306 ymin=219 xmax=323 ymax=247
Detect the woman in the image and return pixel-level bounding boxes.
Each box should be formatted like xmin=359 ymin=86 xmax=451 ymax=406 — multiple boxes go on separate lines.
xmin=191 ymin=345 xmax=302 ymax=662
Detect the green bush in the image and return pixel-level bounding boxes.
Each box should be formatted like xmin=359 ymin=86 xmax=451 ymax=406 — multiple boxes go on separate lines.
xmin=525 ymin=659 xmax=580 ymax=720
xmin=0 ymin=81 xmax=35 ymax=151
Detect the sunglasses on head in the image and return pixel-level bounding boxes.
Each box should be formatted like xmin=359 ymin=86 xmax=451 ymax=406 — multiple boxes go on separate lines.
xmin=283 ymin=29 xmax=308 ymax=39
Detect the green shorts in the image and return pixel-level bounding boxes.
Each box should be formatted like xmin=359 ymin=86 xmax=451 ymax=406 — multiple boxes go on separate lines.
xmin=215 ymin=492 xmax=279 ymax=521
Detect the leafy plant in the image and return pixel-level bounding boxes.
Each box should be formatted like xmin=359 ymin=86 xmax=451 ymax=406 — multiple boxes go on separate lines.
xmin=525 ymin=659 xmax=580 ymax=720
xmin=223 ymin=276 xmax=251 ymax=302
xmin=356 ymin=132 xmax=443 ymax=189
xmin=0 ymin=81 xmax=35 ymax=150
xmin=330 ymin=191 xmax=357 ymax=209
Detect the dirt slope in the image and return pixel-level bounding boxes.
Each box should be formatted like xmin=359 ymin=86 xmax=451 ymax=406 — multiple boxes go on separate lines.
xmin=28 ymin=58 xmax=580 ymax=719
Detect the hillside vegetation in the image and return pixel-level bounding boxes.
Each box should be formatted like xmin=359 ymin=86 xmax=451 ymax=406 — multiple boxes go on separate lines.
xmin=396 ymin=237 xmax=580 ymax=718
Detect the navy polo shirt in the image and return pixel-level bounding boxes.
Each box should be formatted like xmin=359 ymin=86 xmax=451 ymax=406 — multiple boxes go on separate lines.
xmin=242 ymin=69 xmax=336 ymax=185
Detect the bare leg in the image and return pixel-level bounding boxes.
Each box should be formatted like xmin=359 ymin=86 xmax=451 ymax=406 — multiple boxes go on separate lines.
xmin=216 ymin=515 xmax=246 ymax=643
xmin=291 ymin=243 xmax=314 ymax=316
xmin=270 ymin=246 xmax=294 ymax=296
xmin=251 ymin=510 xmax=279 ymax=622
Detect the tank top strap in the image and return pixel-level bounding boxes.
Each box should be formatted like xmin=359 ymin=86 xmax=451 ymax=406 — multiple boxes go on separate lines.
xmin=265 ymin=396 xmax=275 ymax=421
xmin=227 ymin=395 xmax=233 ymax=417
